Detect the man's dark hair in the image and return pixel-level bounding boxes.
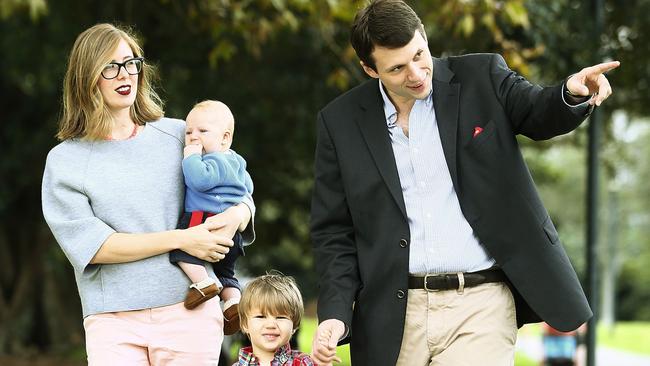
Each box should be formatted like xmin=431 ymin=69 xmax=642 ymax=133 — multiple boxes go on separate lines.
xmin=350 ymin=0 xmax=425 ymax=71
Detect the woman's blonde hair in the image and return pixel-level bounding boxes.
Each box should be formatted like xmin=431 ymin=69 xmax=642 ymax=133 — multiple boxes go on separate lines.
xmin=57 ymin=23 xmax=163 ymax=141
xmin=239 ymin=273 xmax=304 ymax=332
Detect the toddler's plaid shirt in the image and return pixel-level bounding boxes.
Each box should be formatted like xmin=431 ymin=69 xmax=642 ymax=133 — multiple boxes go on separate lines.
xmin=234 ymin=344 xmax=316 ymax=366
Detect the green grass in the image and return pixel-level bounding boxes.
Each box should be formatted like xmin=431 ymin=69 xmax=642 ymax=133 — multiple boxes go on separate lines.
xmin=598 ymin=322 xmax=650 ymax=356
xmin=514 ymin=353 xmax=537 ymax=366
xmin=520 ymin=321 xmax=650 ymax=356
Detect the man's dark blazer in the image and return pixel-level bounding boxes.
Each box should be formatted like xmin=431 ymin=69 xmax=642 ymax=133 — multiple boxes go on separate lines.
xmin=310 ymin=53 xmax=593 ymax=365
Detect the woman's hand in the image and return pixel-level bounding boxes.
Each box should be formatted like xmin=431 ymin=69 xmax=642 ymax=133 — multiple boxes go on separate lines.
xmin=179 ymin=221 xmax=234 ymax=262
xmin=204 ymin=203 xmax=251 ymax=239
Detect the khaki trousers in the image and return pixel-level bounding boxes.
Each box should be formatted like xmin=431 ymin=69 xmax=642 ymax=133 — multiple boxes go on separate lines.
xmin=395 ymin=282 xmax=517 ymax=366
xmin=84 ymin=298 xmax=223 ymax=366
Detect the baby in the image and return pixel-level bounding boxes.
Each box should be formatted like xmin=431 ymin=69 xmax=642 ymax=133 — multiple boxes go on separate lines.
xmin=169 ymin=100 xmax=253 ymax=335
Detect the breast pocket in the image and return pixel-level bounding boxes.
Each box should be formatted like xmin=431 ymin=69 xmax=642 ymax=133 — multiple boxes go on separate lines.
xmin=465 ymin=120 xmax=497 ymax=151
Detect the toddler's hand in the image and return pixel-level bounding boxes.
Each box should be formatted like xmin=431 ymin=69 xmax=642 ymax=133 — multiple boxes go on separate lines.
xmin=311 ymin=319 xmax=344 ymax=366
xmin=319 ymin=328 xmax=332 ymax=346
xmin=184 ymin=143 xmax=203 ymax=158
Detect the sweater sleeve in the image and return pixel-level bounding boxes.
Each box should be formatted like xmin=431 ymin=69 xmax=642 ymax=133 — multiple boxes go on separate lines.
xmin=237 ymin=153 xmax=254 ymax=195
xmin=41 ymin=144 xmax=115 ymax=273
xmin=182 ymin=154 xmax=232 ymax=192
xmin=240 ymin=193 xmax=256 ymax=246
xmin=237 ymin=153 xmax=255 ymax=245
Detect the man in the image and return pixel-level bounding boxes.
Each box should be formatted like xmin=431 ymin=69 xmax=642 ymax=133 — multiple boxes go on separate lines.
xmin=309 ymin=0 xmax=618 ymax=365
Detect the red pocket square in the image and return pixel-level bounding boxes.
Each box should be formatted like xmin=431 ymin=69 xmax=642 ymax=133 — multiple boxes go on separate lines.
xmin=473 ymin=126 xmax=484 ymax=138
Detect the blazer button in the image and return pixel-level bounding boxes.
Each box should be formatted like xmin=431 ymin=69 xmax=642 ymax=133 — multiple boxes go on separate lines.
xmin=396 ymin=290 xmax=405 ymax=299
xmin=399 ymin=239 xmax=408 ymax=248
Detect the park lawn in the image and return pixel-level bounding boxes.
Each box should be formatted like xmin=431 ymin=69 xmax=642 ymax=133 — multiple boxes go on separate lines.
xmin=598 ymin=322 xmax=650 ymax=356
xmin=517 ymin=321 xmax=650 ymax=356
xmin=514 ymin=353 xmax=537 ymax=366
xmin=299 ymin=317 xmax=536 ymax=365
xmin=521 ymin=321 xmax=650 ymax=356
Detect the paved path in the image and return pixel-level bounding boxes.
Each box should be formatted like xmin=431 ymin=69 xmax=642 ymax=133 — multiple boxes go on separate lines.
xmin=516 ymin=336 xmax=650 ymax=366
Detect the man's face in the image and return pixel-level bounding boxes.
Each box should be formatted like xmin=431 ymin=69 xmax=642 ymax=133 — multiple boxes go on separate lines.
xmin=362 ymin=30 xmax=433 ymax=106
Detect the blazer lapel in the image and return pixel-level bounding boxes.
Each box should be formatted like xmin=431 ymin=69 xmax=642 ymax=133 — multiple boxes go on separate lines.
xmin=432 ymin=58 xmax=460 ymax=191
xmin=356 ymin=82 xmax=408 ymax=219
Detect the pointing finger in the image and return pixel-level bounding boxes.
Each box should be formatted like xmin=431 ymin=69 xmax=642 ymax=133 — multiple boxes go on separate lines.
xmin=585 ymin=61 xmax=620 ymax=76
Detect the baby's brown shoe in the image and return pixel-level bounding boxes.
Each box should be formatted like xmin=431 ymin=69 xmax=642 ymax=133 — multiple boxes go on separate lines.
xmin=184 ymin=278 xmax=221 ymax=310
xmin=222 ymin=300 xmax=240 ymax=335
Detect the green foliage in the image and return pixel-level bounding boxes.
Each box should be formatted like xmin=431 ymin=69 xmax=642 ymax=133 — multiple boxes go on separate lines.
xmin=524 ymin=0 xmax=650 ymax=118
xmin=614 ymin=125 xmax=650 ymax=321
xmin=415 ymin=0 xmax=541 ymax=74
xmin=0 ymin=0 xmax=48 ymax=20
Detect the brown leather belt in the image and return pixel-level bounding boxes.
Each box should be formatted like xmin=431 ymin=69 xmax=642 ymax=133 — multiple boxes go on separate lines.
xmin=408 ymin=269 xmax=507 ymax=292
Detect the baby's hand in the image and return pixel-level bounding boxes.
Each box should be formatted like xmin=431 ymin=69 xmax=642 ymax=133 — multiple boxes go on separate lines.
xmin=184 ymin=143 xmax=203 ymax=158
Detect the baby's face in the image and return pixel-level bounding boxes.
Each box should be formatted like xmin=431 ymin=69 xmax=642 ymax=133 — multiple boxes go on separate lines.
xmin=185 ymin=108 xmax=229 ymax=154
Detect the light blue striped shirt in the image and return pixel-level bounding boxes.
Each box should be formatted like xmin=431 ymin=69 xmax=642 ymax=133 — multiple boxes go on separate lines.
xmin=379 ymin=80 xmax=496 ymax=275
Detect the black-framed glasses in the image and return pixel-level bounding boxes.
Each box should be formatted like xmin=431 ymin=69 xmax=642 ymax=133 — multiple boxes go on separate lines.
xmin=101 ymin=57 xmax=144 ymax=79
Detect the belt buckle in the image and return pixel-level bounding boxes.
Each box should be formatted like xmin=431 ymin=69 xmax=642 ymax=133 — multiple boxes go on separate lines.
xmin=423 ymin=274 xmax=441 ymax=292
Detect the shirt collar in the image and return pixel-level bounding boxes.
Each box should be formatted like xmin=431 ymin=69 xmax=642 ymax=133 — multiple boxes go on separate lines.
xmin=274 ymin=344 xmax=293 ymax=364
xmin=378 ymin=79 xmax=434 ymax=128
xmin=237 ymin=346 xmax=256 ymax=365
xmin=236 ymin=344 xmax=293 ymax=366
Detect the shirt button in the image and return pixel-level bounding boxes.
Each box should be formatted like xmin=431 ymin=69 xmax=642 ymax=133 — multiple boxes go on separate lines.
xmin=399 ymin=239 xmax=408 ymax=248
xmin=397 ymin=290 xmax=405 ymax=299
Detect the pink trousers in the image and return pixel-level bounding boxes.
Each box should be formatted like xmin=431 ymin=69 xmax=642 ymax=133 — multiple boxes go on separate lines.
xmin=83 ymin=299 xmax=223 ymax=365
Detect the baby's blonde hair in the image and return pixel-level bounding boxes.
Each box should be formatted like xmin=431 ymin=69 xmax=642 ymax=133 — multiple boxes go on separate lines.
xmin=191 ymin=100 xmax=235 ymax=133
xmin=57 ymin=23 xmax=163 ymax=141
xmin=239 ymin=273 xmax=304 ymax=331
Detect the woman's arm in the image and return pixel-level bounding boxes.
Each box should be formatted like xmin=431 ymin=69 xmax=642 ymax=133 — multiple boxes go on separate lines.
xmin=94 ymin=200 xmax=254 ymax=265
xmin=205 ymin=202 xmax=253 ymax=241
xmin=42 ymin=140 xmax=237 ymax=270
xmin=90 ymin=221 xmax=234 ymax=264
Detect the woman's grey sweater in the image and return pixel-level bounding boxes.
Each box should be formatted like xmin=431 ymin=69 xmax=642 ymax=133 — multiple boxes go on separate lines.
xmin=42 ymin=118 xmax=254 ymax=317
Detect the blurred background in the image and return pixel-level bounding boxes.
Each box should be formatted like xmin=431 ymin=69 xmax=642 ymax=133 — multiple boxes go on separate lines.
xmin=1 ymin=0 xmax=649 ymax=365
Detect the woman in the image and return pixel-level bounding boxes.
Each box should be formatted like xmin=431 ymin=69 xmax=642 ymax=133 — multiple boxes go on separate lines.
xmin=42 ymin=23 xmax=254 ymax=365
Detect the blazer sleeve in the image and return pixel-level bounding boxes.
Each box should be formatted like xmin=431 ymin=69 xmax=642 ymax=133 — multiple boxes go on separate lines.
xmin=489 ymin=53 xmax=589 ymax=140
xmin=310 ymin=111 xmax=360 ymax=332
